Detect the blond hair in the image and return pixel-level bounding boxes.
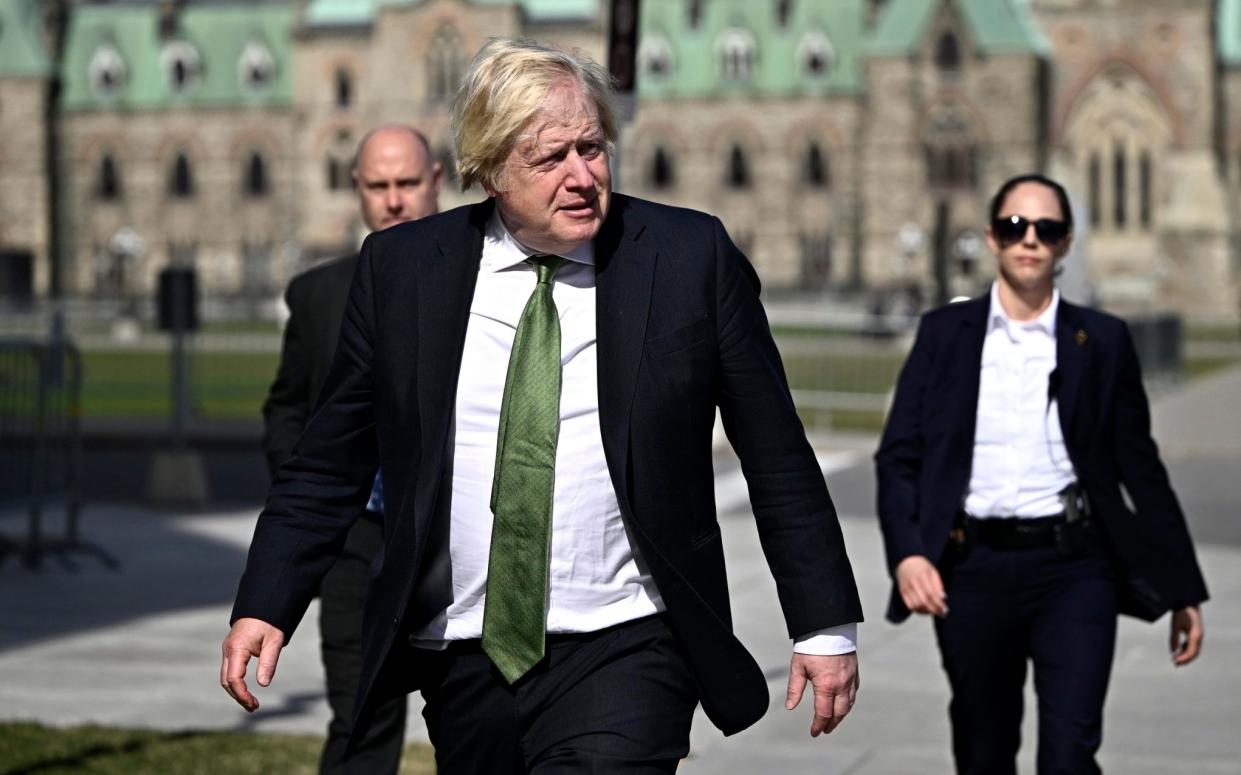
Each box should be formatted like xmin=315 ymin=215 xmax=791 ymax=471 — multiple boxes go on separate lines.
xmin=450 ymin=37 xmax=618 ymax=191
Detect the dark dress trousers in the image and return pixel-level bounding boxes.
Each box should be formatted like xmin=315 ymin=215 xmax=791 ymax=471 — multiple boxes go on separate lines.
xmin=232 ymin=194 xmax=863 ymax=743
xmin=262 ymin=255 xmax=407 ymax=773
xmin=875 ymin=294 xmax=1209 ymax=773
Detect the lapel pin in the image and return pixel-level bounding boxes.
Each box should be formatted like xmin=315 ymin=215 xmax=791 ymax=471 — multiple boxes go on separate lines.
xmin=1075 ymin=329 xmax=1087 ymax=346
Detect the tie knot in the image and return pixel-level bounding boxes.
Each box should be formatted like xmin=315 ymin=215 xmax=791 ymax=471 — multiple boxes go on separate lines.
xmin=530 ymin=254 xmax=564 ymax=285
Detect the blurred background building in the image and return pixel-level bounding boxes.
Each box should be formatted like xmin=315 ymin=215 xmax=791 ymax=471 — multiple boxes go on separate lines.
xmin=1 ymin=0 xmax=1239 ymax=322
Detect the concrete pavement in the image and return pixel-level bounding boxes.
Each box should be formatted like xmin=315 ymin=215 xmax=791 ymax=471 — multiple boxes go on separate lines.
xmin=2 ymin=367 xmax=1240 ymax=772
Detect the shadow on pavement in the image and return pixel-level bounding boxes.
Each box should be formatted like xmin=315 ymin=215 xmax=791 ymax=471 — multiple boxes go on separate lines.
xmin=0 ymin=505 xmax=258 ymax=653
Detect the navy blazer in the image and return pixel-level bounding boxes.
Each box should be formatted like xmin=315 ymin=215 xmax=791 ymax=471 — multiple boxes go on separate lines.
xmin=232 ymin=195 xmax=863 ymax=736
xmin=261 ymin=253 xmax=358 ymax=476
xmin=875 ymin=294 xmax=1208 ymax=624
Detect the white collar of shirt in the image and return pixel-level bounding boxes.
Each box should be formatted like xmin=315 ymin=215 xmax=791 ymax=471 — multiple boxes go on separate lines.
xmin=987 ymin=281 xmax=1059 ymax=341
xmin=482 ymin=207 xmax=595 ymax=273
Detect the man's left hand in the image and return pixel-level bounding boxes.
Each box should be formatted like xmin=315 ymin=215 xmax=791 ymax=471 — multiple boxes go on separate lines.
xmin=785 ymin=651 xmax=859 ymax=737
xmin=1170 ymin=605 xmax=1204 ymax=666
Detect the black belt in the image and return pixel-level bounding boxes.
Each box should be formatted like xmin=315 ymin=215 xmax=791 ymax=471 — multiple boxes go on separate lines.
xmin=962 ymin=514 xmax=1069 ymax=550
xmin=416 ymin=614 xmax=664 ymax=654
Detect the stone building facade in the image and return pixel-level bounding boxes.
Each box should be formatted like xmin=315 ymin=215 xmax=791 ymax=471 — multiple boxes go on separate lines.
xmin=0 ymin=0 xmax=53 ymax=299
xmin=1 ymin=0 xmax=1239 ymax=321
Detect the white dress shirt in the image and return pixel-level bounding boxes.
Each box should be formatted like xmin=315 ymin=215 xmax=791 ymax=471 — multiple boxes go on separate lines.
xmin=412 ymin=210 xmax=855 ymax=655
xmin=964 ymin=282 xmax=1077 ymax=519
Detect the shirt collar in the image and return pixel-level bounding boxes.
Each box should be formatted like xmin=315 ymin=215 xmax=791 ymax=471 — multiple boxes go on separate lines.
xmin=987 ymin=281 xmax=1059 ymax=338
xmin=481 ymin=206 xmax=595 ymax=273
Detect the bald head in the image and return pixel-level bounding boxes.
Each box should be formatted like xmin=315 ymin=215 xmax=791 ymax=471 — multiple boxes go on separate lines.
xmin=352 ymin=124 xmax=443 ymax=232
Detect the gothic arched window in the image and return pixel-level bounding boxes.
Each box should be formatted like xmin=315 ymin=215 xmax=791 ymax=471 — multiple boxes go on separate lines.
xmin=170 ymin=152 xmax=194 ymax=197
xmin=428 ymin=25 xmax=464 ymax=103
xmin=335 ymin=68 xmax=353 ymax=108
xmin=246 ymin=151 xmax=268 ymax=197
xmin=805 ymin=143 xmax=829 ymax=188
xmin=98 ymin=154 xmax=121 ymax=200
xmin=651 ymin=146 xmax=675 ymax=189
xmin=935 ymin=32 xmax=961 ymax=74
xmin=727 ymin=144 xmax=750 ymax=188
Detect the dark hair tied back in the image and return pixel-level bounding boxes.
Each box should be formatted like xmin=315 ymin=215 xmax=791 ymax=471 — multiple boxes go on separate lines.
xmin=989 ymin=173 xmax=1074 ymax=232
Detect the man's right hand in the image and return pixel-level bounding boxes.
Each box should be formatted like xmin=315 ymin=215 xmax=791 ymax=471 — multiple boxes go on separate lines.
xmin=895 ymin=555 xmax=948 ymax=617
xmin=220 ymin=617 xmax=286 ymax=712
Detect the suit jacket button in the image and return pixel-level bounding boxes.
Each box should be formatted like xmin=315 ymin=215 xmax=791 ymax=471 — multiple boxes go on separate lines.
xmin=391 ymin=617 xmax=399 ymax=630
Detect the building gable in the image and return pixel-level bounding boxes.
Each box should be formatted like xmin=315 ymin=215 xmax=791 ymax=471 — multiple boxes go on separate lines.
xmin=866 ymin=0 xmax=1048 ymax=57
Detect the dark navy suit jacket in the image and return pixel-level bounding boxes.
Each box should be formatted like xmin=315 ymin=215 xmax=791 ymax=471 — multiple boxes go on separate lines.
xmin=261 ymin=253 xmax=358 ymax=476
xmin=875 ymin=294 xmax=1208 ymax=624
xmin=231 ymin=195 xmax=863 ymax=737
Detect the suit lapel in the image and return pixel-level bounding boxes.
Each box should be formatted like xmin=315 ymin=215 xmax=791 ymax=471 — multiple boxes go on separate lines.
xmin=1055 ymin=298 xmax=1090 ymax=439
xmin=413 ymin=202 xmax=489 ymax=517
xmin=594 ymin=197 xmax=657 ymax=515
xmin=951 ymin=296 xmax=989 ymax=468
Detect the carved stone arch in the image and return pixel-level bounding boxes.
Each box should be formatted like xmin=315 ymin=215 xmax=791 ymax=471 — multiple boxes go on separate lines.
xmin=155 ymin=134 xmax=208 ymax=167
xmin=917 ymin=100 xmax=987 ymax=192
xmin=424 ymin=21 xmax=466 ymax=103
xmin=329 ymin=60 xmax=359 ymax=108
xmin=313 ymin=121 xmax=361 ymax=192
xmin=782 ymin=115 xmax=845 ymax=152
xmin=915 ymin=97 xmax=991 ymax=146
xmin=404 ymin=5 xmax=484 ymax=102
xmin=1061 ymin=62 xmax=1174 ymax=231
xmin=710 ymin=121 xmax=765 ymax=157
xmin=1056 ymin=56 xmax=1183 ymax=148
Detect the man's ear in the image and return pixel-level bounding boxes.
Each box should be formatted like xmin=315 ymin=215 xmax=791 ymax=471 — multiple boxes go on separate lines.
xmin=431 ymin=162 xmax=445 ymax=193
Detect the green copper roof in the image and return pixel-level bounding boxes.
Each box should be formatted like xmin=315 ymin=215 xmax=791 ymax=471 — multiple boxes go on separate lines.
xmin=61 ymin=3 xmax=294 ymax=111
xmin=482 ymin=0 xmax=601 ymax=20
xmin=304 ymin=0 xmax=599 ymax=27
xmin=305 ymin=0 xmax=378 ymax=27
xmin=638 ymin=0 xmax=866 ymax=99
xmin=1220 ymin=0 xmax=1241 ymax=66
xmin=0 ymin=0 xmax=52 ymax=76
xmin=867 ymin=0 xmax=1048 ymax=57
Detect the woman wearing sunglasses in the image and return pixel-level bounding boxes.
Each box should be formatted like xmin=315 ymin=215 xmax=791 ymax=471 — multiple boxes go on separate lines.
xmin=875 ymin=173 xmax=1208 ymax=774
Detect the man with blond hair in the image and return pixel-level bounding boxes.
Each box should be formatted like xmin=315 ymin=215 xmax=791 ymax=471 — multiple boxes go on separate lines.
xmin=261 ymin=123 xmax=442 ymax=773
xmin=223 ymin=39 xmax=861 ymax=773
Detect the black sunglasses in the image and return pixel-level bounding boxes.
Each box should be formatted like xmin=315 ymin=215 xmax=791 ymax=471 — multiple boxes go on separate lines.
xmin=991 ymin=215 xmax=1070 ymax=246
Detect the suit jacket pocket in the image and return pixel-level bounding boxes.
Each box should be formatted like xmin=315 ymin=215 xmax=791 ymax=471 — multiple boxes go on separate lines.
xmin=645 ymin=316 xmax=712 ymax=359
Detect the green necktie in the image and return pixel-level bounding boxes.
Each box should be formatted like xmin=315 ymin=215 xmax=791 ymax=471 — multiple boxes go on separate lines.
xmin=482 ymin=254 xmax=565 ymax=683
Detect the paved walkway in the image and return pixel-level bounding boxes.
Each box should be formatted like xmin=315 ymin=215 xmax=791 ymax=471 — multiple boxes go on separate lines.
xmin=2 ymin=368 xmax=1239 ymax=772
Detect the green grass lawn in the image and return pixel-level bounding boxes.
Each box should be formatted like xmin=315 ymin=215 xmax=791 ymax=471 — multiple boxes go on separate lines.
xmin=0 ymin=722 xmax=435 ymax=774
xmin=59 ymin=335 xmax=1239 ymax=430
xmin=1184 ymin=356 xmax=1240 ymax=380
xmin=1186 ymin=324 xmax=1241 ymax=342
xmin=79 ymin=350 xmax=277 ymax=420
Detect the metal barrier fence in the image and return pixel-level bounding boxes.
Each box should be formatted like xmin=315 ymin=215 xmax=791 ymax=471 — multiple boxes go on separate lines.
xmin=0 ymin=337 xmax=115 ymax=568
xmin=772 ymin=334 xmax=908 ymax=432
xmin=0 ymin=301 xmax=1229 ymax=439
